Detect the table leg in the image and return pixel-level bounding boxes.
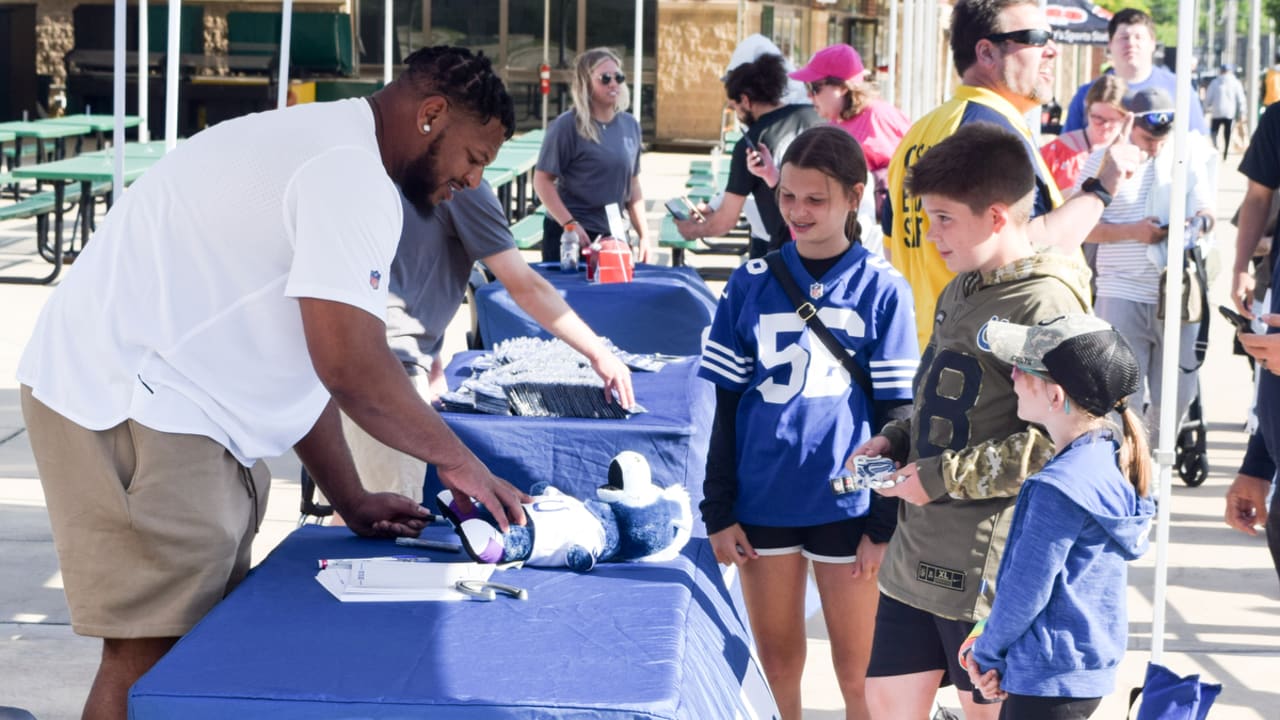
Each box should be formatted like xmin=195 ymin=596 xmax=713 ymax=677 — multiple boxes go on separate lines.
xmin=9 ymin=138 xmax=21 ymax=200
xmin=79 ymin=180 xmax=93 ymax=252
xmin=517 ymin=175 xmax=528 ymax=219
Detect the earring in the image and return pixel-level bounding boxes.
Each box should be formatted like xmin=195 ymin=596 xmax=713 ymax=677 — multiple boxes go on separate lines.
xmin=422 ymin=123 xmax=431 ymax=134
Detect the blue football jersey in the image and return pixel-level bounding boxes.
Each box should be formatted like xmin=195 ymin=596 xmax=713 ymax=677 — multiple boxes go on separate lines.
xmin=698 ymin=242 xmax=919 ymax=526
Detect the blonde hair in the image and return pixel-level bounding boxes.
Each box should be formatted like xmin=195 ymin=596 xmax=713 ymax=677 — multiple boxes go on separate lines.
xmin=571 ymin=47 xmax=631 ymax=143
xmin=841 ymin=77 xmax=879 ymax=120
xmin=1115 ymin=407 xmax=1151 ymax=498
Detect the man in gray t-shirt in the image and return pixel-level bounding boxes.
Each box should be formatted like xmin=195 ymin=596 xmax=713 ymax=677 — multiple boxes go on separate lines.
xmin=339 ymin=181 xmax=634 ymax=505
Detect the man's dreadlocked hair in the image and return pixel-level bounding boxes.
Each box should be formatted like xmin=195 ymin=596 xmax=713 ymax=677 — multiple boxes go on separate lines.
xmin=401 ymin=46 xmax=516 ymax=140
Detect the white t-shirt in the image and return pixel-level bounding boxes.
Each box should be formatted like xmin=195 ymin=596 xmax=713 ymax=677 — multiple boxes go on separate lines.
xmin=1075 ymin=143 xmax=1212 ymax=305
xmin=18 ymin=99 xmax=403 ymax=465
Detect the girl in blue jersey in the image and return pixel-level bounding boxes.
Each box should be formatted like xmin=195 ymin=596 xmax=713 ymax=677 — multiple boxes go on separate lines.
xmin=961 ymin=313 xmax=1155 ymax=720
xmin=698 ymin=125 xmax=919 ymax=720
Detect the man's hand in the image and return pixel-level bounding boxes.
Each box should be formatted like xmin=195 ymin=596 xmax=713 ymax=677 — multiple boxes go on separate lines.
xmin=1234 ymin=270 xmax=1258 ymax=318
xmin=1238 ymin=315 xmax=1280 ymax=372
xmin=709 ymin=523 xmax=758 ymax=566
xmin=851 ymin=535 xmax=887 ymax=580
xmin=1095 ymin=113 xmax=1141 ymax=192
xmin=674 ymin=215 xmax=708 ymax=241
xmin=1129 ymin=217 xmax=1169 ymax=245
xmin=745 ymin=142 xmax=779 ymax=188
xmin=635 ymin=236 xmax=653 ymax=264
xmin=1225 ymin=473 xmax=1272 ymax=535
xmin=435 ymin=458 xmax=530 ymax=532
xmin=591 ymin=352 xmax=635 ymax=409
xmin=874 ymin=462 xmax=930 ymax=505
xmin=341 ymin=492 xmax=432 ymax=538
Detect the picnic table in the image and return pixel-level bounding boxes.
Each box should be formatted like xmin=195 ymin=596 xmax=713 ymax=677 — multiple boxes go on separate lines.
xmin=0 ymin=120 xmax=92 ymax=171
xmin=5 ymin=154 xmax=158 ymax=284
xmin=41 ymin=114 xmax=142 ymax=151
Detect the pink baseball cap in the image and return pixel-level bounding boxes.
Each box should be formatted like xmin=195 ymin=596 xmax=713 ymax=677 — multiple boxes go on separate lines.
xmin=789 ymin=44 xmax=865 ymax=83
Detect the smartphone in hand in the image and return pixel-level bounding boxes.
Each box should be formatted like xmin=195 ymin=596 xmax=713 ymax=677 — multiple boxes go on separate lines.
xmin=664 ymin=196 xmax=704 ymax=222
xmin=1219 ymin=304 xmax=1255 ymax=334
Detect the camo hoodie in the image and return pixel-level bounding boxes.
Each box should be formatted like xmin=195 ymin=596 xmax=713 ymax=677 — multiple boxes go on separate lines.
xmin=878 ymin=250 xmax=1092 ymax=622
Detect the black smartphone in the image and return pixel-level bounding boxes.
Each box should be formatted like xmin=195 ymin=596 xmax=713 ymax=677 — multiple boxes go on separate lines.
xmin=1219 ymin=304 xmax=1255 ymax=334
xmin=741 ymin=134 xmax=758 ymax=152
xmin=664 ymin=196 xmax=704 ymax=222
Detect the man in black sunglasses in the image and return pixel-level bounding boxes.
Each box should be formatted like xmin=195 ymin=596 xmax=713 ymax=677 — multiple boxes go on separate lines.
xmin=1062 ymin=8 xmax=1208 ymax=136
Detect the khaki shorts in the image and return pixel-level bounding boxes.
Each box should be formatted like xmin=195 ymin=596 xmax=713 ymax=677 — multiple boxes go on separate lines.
xmin=21 ymin=386 xmax=270 ymax=639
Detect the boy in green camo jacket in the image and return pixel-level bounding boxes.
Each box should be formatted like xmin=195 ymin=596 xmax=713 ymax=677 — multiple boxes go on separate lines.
xmin=847 ymin=122 xmax=1096 ymax=720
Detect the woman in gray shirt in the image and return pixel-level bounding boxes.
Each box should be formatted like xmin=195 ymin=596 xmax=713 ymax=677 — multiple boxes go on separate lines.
xmin=533 ymin=47 xmax=650 ymax=263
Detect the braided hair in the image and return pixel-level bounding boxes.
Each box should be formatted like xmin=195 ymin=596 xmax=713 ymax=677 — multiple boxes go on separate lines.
xmin=401 ymin=46 xmax=516 ymax=139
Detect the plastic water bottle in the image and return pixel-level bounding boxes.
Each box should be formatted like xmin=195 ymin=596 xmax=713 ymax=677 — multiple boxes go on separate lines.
xmin=559 ymin=230 xmax=579 ymax=272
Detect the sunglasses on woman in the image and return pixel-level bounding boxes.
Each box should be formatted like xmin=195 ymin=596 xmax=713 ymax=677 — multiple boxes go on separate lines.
xmin=984 ymin=28 xmax=1053 ymax=47
xmin=598 ymin=72 xmax=627 ymax=85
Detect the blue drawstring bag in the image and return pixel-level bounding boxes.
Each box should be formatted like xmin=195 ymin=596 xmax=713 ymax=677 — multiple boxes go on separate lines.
xmin=1127 ymin=662 xmax=1222 ymax=720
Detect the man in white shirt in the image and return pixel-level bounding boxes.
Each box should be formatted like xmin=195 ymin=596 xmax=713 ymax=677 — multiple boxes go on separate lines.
xmin=18 ymin=46 xmax=529 ymax=720
xmin=1075 ymin=87 xmax=1215 ymax=443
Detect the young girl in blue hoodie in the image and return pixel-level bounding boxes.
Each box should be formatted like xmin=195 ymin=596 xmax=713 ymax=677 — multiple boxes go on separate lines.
xmin=960 ymin=313 xmax=1156 ymax=720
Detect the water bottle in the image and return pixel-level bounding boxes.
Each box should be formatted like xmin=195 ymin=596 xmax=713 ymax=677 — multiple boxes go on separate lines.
xmin=559 ymin=229 xmax=579 ymax=272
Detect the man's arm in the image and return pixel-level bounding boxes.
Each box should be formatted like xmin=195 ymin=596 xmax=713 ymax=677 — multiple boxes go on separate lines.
xmin=293 ymin=398 xmax=430 ymax=537
xmin=1234 ymin=179 xmax=1275 ymax=315
xmin=298 ymin=297 xmax=529 ymax=530
xmin=674 ymin=191 xmax=748 ymax=241
xmin=1033 ymin=123 xmax=1141 ymax=252
xmin=483 ymin=248 xmax=635 ymax=408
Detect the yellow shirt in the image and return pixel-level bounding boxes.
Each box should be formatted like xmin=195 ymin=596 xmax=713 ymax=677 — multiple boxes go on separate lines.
xmin=885 ymin=86 xmax=1064 ymax=347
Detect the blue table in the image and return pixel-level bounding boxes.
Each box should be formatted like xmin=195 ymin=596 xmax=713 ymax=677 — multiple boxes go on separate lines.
xmin=428 ymin=352 xmax=714 ymax=528
xmin=475 ymin=263 xmax=718 ymax=356
xmin=129 ymin=526 xmax=776 ymax=719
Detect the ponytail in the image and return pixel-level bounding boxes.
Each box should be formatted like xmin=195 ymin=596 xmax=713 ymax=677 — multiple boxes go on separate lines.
xmin=1115 ymin=406 xmax=1151 ymax=497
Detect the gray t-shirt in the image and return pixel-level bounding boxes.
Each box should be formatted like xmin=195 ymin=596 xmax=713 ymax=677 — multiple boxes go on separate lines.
xmin=386 ymin=180 xmax=515 ymax=371
xmin=535 ymin=110 xmax=642 ymax=237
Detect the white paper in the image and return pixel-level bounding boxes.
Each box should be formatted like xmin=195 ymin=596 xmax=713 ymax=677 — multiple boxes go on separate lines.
xmin=604 ymin=202 xmax=629 ymax=239
xmin=315 ymin=560 xmax=495 ymax=602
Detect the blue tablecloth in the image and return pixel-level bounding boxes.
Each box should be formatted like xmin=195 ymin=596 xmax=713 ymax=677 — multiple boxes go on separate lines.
xmin=129 ymin=526 xmax=775 ymax=719
xmin=475 ymin=263 xmax=718 ymax=355
xmin=427 ymin=352 xmax=713 ymax=534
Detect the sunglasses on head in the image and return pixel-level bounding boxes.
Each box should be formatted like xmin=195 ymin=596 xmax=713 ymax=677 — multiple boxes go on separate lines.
xmin=598 ymin=72 xmax=626 ymax=85
xmin=1135 ymin=110 xmax=1174 ymax=129
xmin=984 ymin=28 xmax=1053 ymax=47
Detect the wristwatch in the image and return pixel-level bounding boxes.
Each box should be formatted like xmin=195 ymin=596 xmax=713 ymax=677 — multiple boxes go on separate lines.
xmin=1080 ymin=177 xmax=1113 ymax=208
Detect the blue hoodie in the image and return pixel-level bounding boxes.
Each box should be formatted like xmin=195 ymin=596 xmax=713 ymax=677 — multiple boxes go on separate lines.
xmin=973 ymin=429 xmax=1155 ymax=698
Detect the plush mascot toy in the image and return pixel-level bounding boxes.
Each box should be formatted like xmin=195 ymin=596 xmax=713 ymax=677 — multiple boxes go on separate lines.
xmin=436 ymin=451 xmax=693 ymax=572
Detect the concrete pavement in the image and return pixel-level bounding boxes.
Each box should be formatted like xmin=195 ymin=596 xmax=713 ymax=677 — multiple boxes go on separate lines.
xmin=0 ymin=148 xmax=1276 ymax=719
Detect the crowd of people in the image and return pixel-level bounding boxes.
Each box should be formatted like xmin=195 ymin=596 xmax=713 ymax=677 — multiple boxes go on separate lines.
xmin=16 ymin=0 xmax=1280 ymax=718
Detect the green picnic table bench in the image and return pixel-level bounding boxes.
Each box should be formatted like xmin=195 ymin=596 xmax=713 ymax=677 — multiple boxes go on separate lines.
xmin=509 ymin=206 xmax=546 ymax=250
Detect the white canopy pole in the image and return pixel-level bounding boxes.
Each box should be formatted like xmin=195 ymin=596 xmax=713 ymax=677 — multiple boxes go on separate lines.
xmin=277 ymin=0 xmax=294 ymax=109
xmin=138 ymin=0 xmax=149 ymax=142
xmin=1248 ymin=0 xmax=1262 ymax=133
xmin=902 ymin=0 xmax=915 ymax=118
xmin=886 ymin=0 xmax=898 ymax=106
xmin=113 ymin=0 xmax=126 ymax=190
xmin=1151 ymin=0 xmax=1196 ymax=663
xmin=383 ymin=0 xmax=393 ymax=86
xmin=163 ymin=0 xmax=180 ymax=149
xmin=542 ymin=0 xmax=549 ymax=129
xmin=633 ymin=0 xmax=643 ymax=122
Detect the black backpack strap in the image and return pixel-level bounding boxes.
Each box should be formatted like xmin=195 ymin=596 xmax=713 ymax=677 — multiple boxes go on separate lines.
xmin=763 ymin=250 xmax=875 ymax=400
xmin=1127 ymin=685 xmax=1143 ymax=720
xmin=1182 ymin=245 xmax=1210 ymax=372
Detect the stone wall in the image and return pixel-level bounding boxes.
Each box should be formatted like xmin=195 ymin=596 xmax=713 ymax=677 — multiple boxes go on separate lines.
xmin=654 ymin=0 xmax=740 ymax=143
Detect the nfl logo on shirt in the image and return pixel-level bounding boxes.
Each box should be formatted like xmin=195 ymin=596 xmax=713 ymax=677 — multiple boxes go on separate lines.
xmin=369 ymin=270 xmax=381 ymax=290
xmin=809 ymin=282 xmax=824 ymax=300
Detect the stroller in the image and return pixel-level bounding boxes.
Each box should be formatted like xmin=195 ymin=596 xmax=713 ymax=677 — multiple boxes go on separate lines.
xmin=1174 ymin=384 xmax=1208 ymax=487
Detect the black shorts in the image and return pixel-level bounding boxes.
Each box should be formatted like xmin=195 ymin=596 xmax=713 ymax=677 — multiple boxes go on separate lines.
xmin=866 ymin=592 xmax=978 ymax=691
xmin=739 ymin=517 xmax=867 ymax=563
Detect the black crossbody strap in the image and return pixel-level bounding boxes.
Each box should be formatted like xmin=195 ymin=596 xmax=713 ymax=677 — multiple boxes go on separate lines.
xmin=763 ymin=251 xmax=875 ymax=400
